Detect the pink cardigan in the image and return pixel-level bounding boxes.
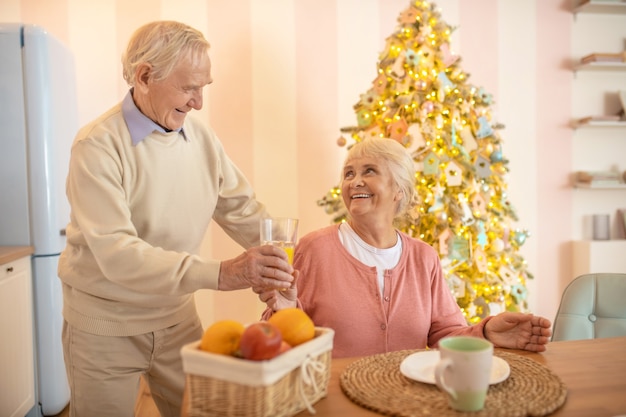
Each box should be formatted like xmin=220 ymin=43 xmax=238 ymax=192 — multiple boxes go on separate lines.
xmin=264 ymin=224 xmax=490 ymax=358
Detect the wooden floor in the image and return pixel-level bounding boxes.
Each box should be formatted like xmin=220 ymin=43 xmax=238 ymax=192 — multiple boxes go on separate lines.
xmin=51 ymin=377 xmax=160 ymax=417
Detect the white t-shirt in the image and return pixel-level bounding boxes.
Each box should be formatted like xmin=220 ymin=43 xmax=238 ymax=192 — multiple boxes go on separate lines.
xmin=338 ymin=222 xmax=402 ymax=295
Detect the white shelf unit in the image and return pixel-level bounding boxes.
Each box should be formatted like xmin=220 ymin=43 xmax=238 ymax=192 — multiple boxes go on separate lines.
xmin=573 ymin=1 xmax=626 ymax=15
xmin=574 ymin=182 xmax=626 ymax=189
xmin=571 ymin=120 xmax=626 ymax=128
xmin=571 ymin=4 xmax=626 ymax=246
xmin=574 ymin=62 xmax=626 ymax=72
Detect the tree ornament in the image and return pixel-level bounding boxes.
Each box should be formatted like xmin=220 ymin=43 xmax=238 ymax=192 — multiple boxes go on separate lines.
xmin=447 ymin=274 xmax=466 ymax=298
xmin=474 ymin=155 xmax=491 ymax=178
xmin=511 ymin=284 xmax=528 ymax=303
xmin=460 ymin=125 xmax=477 ymax=152
xmin=438 ymin=228 xmax=452 ymax=255
xmin=449 ymin=235 xmax=469 ymax=262
xmin=490 ymin=146 xmax=503 ymax=163
xmin=387 ymin=118 xmax=409 ymax=141
xmin=422 ymin=100 xmax=434 ymax=115
xmin=373 ymin=73 xmax=387 ymax=94
xmin=398 ymin=6 xmax=419 ymax=24
xmin=474 ymin=297 xmax=490 ymax=319
xmin=445 ymin=162 xmax=462 ymax=186
xmin=440 ymin=43 xmax=459 ymax=67
xmin=490 ymin=238 xmax=505 ymax=253
xmin=405 ymin=48 xmax=420 ymax=66
xmin=437 ymin=71 xmax=455 ymax=90
xmin=510 ymin=229 xmax=529 ymax=248
xmin=423 ymin=151 xmax=440 ymax=175
xmin=473 ymin=247 xmax=487 ymax=273
xmin=356 ymin=109 xmax=372 ymax=127
xmin=476 ymin=116 xmax=494 ymax=138
xmin=363 ymin=125 xmax=384 ymax=140
xmin=456 ymin=192 xmax=475 ymax=225
xmin=391 ymin=51 xmax=407 ymax=79
xmin=488 ymin=302 xmax=504 ymax=316
xmin=498 ymin=265 xmax=517 ymax=286
xmin=406 ymin=123 xmax=426 ymax=151
xmin=475 ymin=220 xmax=488 ymax=247
xmin=471 ymin=193 xmax=487 ymax=217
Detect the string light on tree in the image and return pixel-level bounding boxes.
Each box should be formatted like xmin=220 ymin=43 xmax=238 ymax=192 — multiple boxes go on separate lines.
xmin=318 ymin=0 xmax=531 ymax=324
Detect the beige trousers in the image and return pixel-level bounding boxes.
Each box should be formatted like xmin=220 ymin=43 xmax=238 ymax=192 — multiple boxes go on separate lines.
xmin=62 ymin=315 xmax=202 ymax=417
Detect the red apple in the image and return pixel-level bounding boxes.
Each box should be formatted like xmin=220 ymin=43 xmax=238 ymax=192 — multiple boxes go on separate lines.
xmin=239 ymin=322 xmax=283 ymax=361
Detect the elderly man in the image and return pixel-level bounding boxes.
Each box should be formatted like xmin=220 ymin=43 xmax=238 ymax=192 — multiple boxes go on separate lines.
xmin=59 ymin=21 xmax=293 ymax=416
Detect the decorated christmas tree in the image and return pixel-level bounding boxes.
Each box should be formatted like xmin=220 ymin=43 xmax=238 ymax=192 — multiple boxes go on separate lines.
xmin=318 ymin=0 xmax=531 ymax=324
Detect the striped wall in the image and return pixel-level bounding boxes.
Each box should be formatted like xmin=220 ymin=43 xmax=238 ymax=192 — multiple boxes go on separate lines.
xmin=1 ymin=0 xmax=574 ymax=327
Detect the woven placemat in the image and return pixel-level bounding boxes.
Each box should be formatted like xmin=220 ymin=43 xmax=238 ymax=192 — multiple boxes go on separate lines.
xmin=340 ymin=349 xmax=567 ymax=417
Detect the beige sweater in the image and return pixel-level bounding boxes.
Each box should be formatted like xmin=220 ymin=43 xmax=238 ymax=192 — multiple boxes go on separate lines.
xmin=58 ymin=103 xmax=267 ymax=336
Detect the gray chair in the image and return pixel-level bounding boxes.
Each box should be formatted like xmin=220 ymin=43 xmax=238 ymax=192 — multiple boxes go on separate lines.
xmin=552 ymin=273 xmax=626 ymax=341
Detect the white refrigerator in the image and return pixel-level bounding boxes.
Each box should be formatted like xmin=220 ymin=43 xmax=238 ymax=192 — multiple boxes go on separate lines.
xmin=0 ymin=23 xmax=76 ymax=416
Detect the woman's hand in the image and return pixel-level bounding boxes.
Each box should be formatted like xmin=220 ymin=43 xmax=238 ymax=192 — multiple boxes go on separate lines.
xmin=254 ymin=270 xmax=299 ymax=311
xmin=484 ymin=312 xmax=552 ymax=352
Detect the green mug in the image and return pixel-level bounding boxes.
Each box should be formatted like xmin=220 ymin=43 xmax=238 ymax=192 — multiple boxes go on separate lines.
xmin=434 ymin=336 xmax=493 ymax=412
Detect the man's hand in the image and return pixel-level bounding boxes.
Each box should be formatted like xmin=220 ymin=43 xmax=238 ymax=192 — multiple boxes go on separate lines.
xmin=217 ymin=245 xmax=294 ymax=291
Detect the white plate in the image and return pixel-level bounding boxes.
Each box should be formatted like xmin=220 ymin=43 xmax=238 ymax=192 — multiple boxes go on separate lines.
xmin=399 ymin=350 xmax=510 ymax=385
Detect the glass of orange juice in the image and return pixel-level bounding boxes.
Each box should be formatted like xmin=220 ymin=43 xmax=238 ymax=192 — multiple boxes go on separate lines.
xmin=260 ymin=217 xmax=298 ymax=265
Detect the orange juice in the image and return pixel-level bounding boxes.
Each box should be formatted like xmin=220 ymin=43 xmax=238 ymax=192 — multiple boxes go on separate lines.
xmin=284 ymin=245 xmax=294 ymax=265
xmin=262 ymin=241 xmax=295 ymax=265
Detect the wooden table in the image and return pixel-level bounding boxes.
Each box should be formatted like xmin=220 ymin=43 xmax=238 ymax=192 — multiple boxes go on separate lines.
xmin=182 ymin=336 xmax=626 ymax=417
xmin=293 ymin=336 xmax=626 ymax=417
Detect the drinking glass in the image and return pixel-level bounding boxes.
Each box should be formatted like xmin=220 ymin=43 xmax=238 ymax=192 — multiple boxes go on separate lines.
xmin=259 ymin=217 xmax=298 ymax=264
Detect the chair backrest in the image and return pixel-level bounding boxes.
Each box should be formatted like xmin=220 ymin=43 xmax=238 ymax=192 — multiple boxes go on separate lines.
xmin=552 ymin=273 xmax=626 ymax=341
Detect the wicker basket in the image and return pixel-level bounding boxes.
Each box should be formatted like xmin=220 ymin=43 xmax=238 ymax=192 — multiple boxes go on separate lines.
xmin=181 ymin=327 xmax=334 ymax=417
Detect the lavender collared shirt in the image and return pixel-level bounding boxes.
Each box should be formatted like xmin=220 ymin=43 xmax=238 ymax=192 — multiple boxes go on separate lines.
xmin=121 ymin=90 xmax=187 ymax=146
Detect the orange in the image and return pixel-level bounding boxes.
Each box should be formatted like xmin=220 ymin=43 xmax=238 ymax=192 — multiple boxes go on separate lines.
xmin=268 ymin=308 xmax=315 ymax=347
xmin=199 ymin=319 xmax=245 ymax=356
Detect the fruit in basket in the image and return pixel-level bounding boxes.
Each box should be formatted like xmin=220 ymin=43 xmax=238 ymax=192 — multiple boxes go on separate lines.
xmin=239 ymin=322 xmax=283 ymax=360
xmin=268 ymin=307 xmax=315 ymax=347
xmin=278 ymin=340 xmax=292 ymax=354
xmin=200 ymin=319 xmax=245 ymax=356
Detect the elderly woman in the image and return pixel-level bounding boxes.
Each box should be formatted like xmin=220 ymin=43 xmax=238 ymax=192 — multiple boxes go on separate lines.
xmin=258 ymin=137 xmax=551 ymax=358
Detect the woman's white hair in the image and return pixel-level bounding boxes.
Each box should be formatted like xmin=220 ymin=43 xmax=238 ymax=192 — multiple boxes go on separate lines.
xmin=121 ymin=21 xmax=210 ymax=86
xmin=343 ymin=137 xmax=417 ymax=217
